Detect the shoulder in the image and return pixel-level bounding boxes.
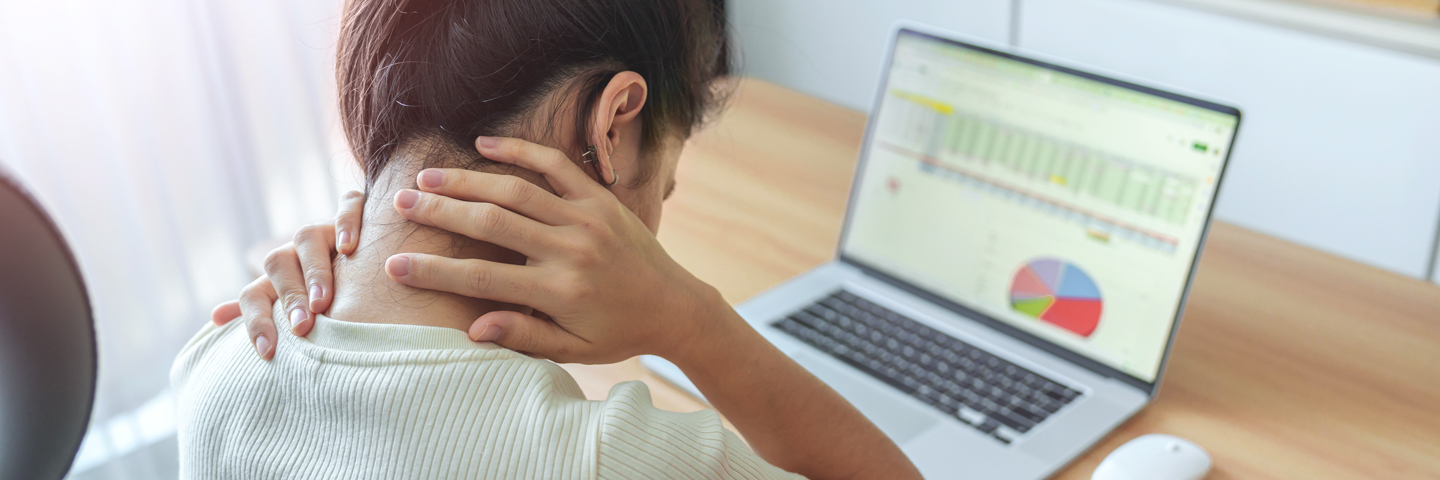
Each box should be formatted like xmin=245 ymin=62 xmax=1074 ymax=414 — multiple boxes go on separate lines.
xmin=170 ymin=318 xmax=245 ymax=388
xmin=595 ymin=381 xmax=726 ymax=452
xmin=596 ymin=381 xmax=724 ymax=440
xmin=593 ymin=382 xmax=803 ymax=480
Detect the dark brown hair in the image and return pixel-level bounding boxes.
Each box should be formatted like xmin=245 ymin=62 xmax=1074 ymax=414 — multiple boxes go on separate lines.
xmin=337 ymin=0 xmax=732 ymax=188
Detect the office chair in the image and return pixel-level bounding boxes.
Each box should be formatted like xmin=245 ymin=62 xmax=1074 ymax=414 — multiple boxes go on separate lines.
xmin=0 ymin=166 xmax=97 ymax=479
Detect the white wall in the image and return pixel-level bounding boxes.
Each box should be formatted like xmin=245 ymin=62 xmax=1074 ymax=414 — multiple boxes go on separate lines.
xmin=1018 ymin=0 xmax=1440 ymax=279
xmin=729 ymin=0 xmax=1440 ymax=281
xmin=728 ymin=0 xmax=1013 ymax=111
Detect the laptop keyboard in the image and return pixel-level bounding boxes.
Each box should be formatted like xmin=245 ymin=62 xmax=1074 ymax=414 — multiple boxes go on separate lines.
xmin=772 ymin=290 xmax=1083 ymax=444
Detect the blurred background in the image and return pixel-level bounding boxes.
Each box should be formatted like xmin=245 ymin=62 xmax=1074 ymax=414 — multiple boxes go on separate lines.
xmin=0 ymin=0 xmax=1435 ymax=478
xmin=0 ymin=0 xmax=352 ymax=477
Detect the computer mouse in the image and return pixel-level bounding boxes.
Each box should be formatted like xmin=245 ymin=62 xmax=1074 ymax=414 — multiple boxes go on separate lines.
xmin=1092 ymin=434 xmax=1212 ymax=480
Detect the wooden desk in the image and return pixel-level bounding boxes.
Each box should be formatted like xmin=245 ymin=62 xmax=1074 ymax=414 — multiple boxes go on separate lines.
xmin=560 ymin=79 xmax=1440 ymax=479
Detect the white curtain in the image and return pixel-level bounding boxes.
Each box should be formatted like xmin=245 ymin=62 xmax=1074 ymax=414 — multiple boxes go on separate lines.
xmin=0 ymin=0 xmax=357 ymax=477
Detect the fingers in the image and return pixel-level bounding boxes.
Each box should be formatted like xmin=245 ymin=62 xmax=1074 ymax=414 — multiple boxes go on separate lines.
xmin=470 ymin=310 xmax=590 ymax=362
xmin=393 ymin=189 xmax=557 ymax=257
xmin=292 ymin=223 xmax=337 ymax=314
xmin=385 ymin=253 xmax=541 ymax=306
xmin=474 ymin=136 xmax=599 ymax=199
xmin=211 ymin=300 xmax=241 ymax=326
xmin=262 ymin=245 xmax=315 ymax=337
xmin=415 ymin=168 xmax=579 ymax=225
xmin=237 ymin=277 xmax=280 ymax=360
xmin=335 ymin=190 xmax=365 ymax=255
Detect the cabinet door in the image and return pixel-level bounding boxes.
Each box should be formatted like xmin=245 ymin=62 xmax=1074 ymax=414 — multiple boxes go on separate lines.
xmin=1019 ymin=0 xmax=1440 ymax=279
xmin=729 ymin=0 xmax=1013 ymax=111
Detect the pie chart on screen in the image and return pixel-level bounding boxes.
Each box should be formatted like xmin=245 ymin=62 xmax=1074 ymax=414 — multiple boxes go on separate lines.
xmin=1009 ymin=258 xmax=1102 ymax=337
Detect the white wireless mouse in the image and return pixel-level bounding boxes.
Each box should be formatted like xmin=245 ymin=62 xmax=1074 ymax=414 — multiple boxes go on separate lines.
xmin=1092 ymin=434 xmax=1212 ymax=480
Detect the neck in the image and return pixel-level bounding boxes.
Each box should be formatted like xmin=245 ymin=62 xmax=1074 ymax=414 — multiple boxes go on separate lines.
xmin=327 ymin=167 xmax=529 ymax=332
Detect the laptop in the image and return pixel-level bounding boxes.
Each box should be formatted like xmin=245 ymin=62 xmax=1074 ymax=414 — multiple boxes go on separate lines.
xmin=643 ymin=21 xmax=1241 ymax=479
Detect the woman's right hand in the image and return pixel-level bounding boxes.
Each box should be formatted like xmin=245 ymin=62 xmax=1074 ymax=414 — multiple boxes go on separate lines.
xmin=384 ymin=137 xmax=725 ymax=365
xmin=211 ymin=190 xmax=367 ymax=360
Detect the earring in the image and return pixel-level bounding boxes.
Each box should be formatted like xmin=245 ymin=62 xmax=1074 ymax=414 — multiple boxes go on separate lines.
xmin=582 ymin=145 xmax=617 ymax=188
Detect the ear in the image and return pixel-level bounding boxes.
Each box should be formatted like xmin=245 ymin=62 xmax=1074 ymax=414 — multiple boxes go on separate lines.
xmin=588 ymin=71 xmax=647 ymax=186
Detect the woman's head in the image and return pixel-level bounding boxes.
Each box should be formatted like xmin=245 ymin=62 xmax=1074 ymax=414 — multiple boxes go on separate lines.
xmin=337 ymin=0 xmax=733 ymax=230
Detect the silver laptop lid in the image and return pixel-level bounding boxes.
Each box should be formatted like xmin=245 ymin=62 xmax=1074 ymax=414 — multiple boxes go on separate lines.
xmin=837 ymin=24 xmax=1241 ymax=394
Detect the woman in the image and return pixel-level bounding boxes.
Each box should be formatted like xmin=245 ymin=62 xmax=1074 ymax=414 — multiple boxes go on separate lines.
xmin=187 ymin=0 xmax=921 ymax=478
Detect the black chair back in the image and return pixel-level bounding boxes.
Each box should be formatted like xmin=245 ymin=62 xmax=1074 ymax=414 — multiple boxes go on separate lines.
xmin=0 ymin=167 xmax=97 ymax=479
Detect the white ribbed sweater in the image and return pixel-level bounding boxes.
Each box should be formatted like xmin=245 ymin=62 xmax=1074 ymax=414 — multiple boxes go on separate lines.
xmin=171 ymin=314 xmax=800 ymax=479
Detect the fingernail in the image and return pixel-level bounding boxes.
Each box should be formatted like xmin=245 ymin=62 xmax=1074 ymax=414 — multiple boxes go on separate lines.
xmin=476 ymin=136 xmax=498 ymax=149
xmin=386 ymin=255 xmax=411 ymax=277
xmin=338 ymin=231 xmax=352 ymax=250
xmin=309 ymin=284 xmax=323 ymax=303
xmin=290 ymin=307 xmax=307 ymax=329
xmin=396 ymin=189 xmax=419 ymax=210
xmin=473 ymin=324 xmax=502 ymax=342
xmin=419 ymin=169 xmax=444 ymax=189
xmin=255 ymin=334 xmax=272 ymax=358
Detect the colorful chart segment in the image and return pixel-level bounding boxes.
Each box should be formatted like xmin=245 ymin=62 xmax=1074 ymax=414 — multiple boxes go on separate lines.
xmin=1009 ymin=259 xmax=1103 ymax=337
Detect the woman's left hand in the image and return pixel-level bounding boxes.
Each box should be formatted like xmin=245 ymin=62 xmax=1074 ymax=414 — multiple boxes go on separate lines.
xmin=386 ymin=136 xmax=727 ymax=365
xmin=212 ymin=190 xmax=367 ymax=359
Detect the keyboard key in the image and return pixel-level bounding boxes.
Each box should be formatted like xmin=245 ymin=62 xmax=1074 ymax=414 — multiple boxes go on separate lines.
xmin=991 ymin=409 xmax=1036 ymax=433
xmin=958 ymin=407 xmax=985 ymax=425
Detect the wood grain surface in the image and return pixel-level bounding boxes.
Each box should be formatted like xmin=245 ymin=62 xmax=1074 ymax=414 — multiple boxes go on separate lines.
xmin=559 ymin=79 xmax=1440 ymax=479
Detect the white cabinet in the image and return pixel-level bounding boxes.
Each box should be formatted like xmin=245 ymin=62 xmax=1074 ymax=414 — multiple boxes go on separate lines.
xmin=1019 ymin=0 xmax=1440 ymax=279
xmin=728 ymin=0 xmax=1013 ymax=111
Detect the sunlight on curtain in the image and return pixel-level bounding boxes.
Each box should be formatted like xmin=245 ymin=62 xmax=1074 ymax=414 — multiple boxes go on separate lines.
xmin=0 ymin=0 xmax=356 ymax=477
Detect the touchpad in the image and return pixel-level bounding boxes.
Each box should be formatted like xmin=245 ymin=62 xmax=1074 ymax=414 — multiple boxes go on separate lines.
xmin=791 ymin=351 xmax=939 ymax=445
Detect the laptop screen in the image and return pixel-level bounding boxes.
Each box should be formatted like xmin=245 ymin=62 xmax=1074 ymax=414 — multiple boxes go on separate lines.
xmin=839 ymin=29 xmax=1239 ymax=384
